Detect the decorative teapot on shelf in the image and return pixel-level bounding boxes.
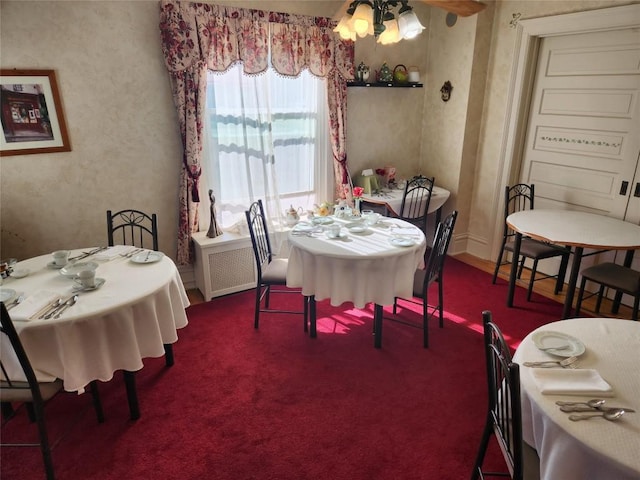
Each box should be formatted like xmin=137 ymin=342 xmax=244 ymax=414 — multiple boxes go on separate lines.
xmin=393 ymin=64 xmax=408 ymax=84
xmin=356 ymin=62 xmax=370 ymax=82
xmin=284 ymin=205 xmax=303 ymax=226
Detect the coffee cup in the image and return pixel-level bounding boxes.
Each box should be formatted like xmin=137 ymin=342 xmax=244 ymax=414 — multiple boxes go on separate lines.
xmin=52 ymin=250 xmax=70 ymax=266
xmin=326 ymin=224 xmax=341 ymax=239
xmin=74 ymin=269 xmax=96 ymax=288
xmin=364 ymin=212 xmax=381 ymax=226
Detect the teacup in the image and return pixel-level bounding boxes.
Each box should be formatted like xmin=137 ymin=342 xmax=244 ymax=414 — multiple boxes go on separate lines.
xmin=363 ymin=212 xmax=381 ymax=226
xmin=326 ymin=224 xmax=341 ymax=239
xmin=74 ymin=269 xmax=96 ymax=288
xmin=52 ymin=250 xmax=70 ymax=266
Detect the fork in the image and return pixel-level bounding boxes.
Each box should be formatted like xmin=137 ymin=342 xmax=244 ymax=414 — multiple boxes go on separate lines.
xmin=522 ymin=356 xmax=579 ymax=368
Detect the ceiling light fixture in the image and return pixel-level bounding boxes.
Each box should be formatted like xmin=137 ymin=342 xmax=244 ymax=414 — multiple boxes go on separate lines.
xmin=333 ymin=1 xmax=426 ymax=45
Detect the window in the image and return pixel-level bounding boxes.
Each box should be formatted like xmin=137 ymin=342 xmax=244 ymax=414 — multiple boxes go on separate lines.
xmin=202 ymin=64 xmax=332 ymax=230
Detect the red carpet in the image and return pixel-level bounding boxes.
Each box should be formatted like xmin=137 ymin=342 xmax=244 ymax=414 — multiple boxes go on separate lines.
xmin=1 ymin=258 xmax=564 ymax=480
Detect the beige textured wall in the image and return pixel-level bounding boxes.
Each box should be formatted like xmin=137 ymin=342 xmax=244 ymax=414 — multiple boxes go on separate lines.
xmin=1 ymin=0 xmax=636 ymax=266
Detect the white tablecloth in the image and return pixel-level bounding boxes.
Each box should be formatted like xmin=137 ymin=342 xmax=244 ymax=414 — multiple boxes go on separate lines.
xmin=286 ymin=217 xmax=426 ymax=308
xmin=361 ymin=186 xmax=450 ymax=217
xmin=1 ymin=248 xmax=189 ymax=392
xmin=513 ymin=318 xmax=640 ymax=480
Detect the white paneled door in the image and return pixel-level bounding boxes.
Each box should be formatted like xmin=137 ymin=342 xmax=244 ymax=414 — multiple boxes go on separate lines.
xmin=520 ymin=27 xmax=640 ymax=300
xmin=521 ymin=28 xmax=640 ymax=221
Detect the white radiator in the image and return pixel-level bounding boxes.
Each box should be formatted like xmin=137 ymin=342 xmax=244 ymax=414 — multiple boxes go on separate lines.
xmin=192 ymin=231 xmax=257 ymax=300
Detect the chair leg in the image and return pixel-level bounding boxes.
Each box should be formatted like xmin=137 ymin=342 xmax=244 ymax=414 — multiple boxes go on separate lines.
xmin=632 ymin=296 xmax=639 ymax=321
xmin=1 ymin=401 xmax=15 ymax=420
xmin=89 ymin=380 xmax=105 ymax=423
xmin=123 ymin=371 xmax=140 ymax=420
xmin=423 ymin=289 xmax=430 ymax=348
xmin=32 ymin=399 xmax=55 ymax=480
xmin=595 ymin=285 xmax=605 ymax=313
xmin=471 ymin=416 xmax=493 ymax=480
xmin=517 ymin=256 xmax=526 ymax=279
xmin=254 ymin=285 xmax=261 ymax=329
xmin=438 ymin=277 xmax=444 ymax=328
xmin=163 ymin=343 xmax=174 ymax=367
xmin=303 ymin=295 xmax=309 ymax=332
xmin=575 ymin=277 xmax=588 ymax=317
xmin=527 ymin=259 xmax=539 ymax=302
xmin=491 ymin=245 xmax=506 ymax=284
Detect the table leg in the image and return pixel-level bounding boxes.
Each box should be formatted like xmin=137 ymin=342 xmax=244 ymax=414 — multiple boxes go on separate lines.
xmin=373 ymin=304 xmax=383 ymax=348
xmin=309 ymin=295 xmax=316 ymax=338
xmin=612 ymin=249 xmax=636 ymax=313
xmin=507 ymin=233 xmax=522 ymax=307
xmin=123 ymin=370 xmax=140 ymax=420
xmin=564 ymin=246 xmax=583 ymax=319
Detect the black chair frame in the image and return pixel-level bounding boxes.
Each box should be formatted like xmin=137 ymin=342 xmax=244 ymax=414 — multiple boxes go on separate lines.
xmin=396 ymin=175 xmax=435 ymax=235
xmin=1 ymin=303 xmax=104 ymax=480
xmin=246 ymin=199 xmax=308 ymax=331
xmin=107 ymin=209 xmax=159 ymax=252
xmin=492 ymin=184 xmax=570 ymax=301
xmin=390 ymin=210 xmax=458 ymax=348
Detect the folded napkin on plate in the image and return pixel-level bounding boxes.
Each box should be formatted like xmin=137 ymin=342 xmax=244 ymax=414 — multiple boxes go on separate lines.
xmin=531 ymin=368 xmax=614 ymax=396
xmin=9 ymin=290 xmax=61 ymax=321
xmin=94 ymin=245 xmax=133 ymax=260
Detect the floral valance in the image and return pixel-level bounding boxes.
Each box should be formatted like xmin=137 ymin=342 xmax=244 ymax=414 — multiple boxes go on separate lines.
xmin=159 ymin=0 xmax=353 ymax=79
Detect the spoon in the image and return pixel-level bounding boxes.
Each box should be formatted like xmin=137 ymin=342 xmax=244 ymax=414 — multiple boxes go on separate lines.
xmin=522 ymin=356 xmax=579 ymax=368
xmin=538 ymin=344 xmax=570 ymax=351
xmin=54 ymin=295 xmax=78 ymax=319
xmin=39 ymin=298 xmax=64 ymax=319
xmin=569 ymin=409 xmax=626 ymax=421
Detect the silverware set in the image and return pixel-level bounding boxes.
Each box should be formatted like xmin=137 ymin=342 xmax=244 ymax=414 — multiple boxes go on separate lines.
xmin=120 ymin=248 xmax=144 ymax=258
xmin=555 ymin=399 xmax=635 ymax=421
xmin=522 ymin=356 xmax=579 ymax=368
xmin=4 ymin=294 xmax=24 ymax=310
xmin=33 ymin=295 xmax=79 ymax=320
xmin=68 ymin=246 xmax=108 ymax=262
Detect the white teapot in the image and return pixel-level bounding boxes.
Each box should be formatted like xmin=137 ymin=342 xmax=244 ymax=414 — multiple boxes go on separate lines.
xmin=285 ymin=205 xmax=303 ymax=226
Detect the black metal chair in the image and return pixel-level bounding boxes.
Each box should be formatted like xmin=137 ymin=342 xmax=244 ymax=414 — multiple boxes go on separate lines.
xmin=1 ymin=303 xmax=104 ymax=480
xmin=107 ymin=208 xmax=169 ymax=418
xmin=390 ymin=210 xmax=458 ymax=348
xmin=107 ymin=209 xmax=159 ymax=251
xmin=492 ymin=184 xmax=570 ymax=301
xmin=396 ymin=175 xmax=435 ymax=235
xmin=471 ymin=310 xmax=540 ymax=480
xmin=575 ymin=263 xmax=640 ymax=321
xmin=245 ymin=199 xmax=308 ymax=330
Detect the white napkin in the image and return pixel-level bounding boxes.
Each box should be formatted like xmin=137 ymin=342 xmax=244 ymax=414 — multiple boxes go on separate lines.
xmin=9 ymin=290 xmax=61 ymax=321
xmin=94 ymin=245 xmax=133 ymax=260
xmin=391 ymin=227 xmax=421 ymax=237
xmin=531 ymin=368 xmax=614 ymax=396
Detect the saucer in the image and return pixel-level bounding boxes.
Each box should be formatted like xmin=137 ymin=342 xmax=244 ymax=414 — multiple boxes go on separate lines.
xmin=346 ymin=223 xmax=368 ymax=234
xmin=131 ymin=251 xmax=164 ymax=264
xmin=293 ymin=222 xmax=314 ymax=232
xmin=389 ymin=237 xmax=415 ymax=247
xmin=11 ymin=268 xmax=30 ymax=278
xmin=0 ymin=287 xmax=17 ymax=303
xmin=325 ymin=231 xmax=347 ymax=240
xmin=312 ymin=216 xmax=334 ymax=225
xmin=60 ymin=261 xmax=99 ymax=278
xmin=72 ymin=278 xmax=106 ymax=292
xmin=47 ymin=261 xmax=66 ymax=270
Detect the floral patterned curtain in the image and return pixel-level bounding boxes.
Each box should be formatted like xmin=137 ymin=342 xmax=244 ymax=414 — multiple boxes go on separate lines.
xmin=159 ymin=0 xmax=354 ymax=264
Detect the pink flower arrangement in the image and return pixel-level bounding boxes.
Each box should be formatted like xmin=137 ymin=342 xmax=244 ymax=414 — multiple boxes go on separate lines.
xmin=352 ymin=186 xmax=364 ymax=199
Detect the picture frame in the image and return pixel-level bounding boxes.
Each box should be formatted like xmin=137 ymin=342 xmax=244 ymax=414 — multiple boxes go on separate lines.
xmin=0 ymin=69 xmax=71 ymax=156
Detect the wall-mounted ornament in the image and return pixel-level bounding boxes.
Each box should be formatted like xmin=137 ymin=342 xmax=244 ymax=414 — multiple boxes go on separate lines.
xmin=440 ymin=81 xmax=453 ymax=102
xmin=446 ymin=12 xmax=458 ymax=27
xmin=509 ymin=13 xmax=522 ymax=29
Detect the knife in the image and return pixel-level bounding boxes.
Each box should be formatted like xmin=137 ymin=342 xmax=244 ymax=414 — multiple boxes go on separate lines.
xmin=560 ymin=405 xmax=636 ymax=413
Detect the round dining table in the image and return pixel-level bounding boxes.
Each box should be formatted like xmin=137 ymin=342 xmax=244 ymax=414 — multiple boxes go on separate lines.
xmin=286 ymin=216 xmax=426 ymax=348
xmin=506 ymin=209 xmax=640 ymax=318
xmin=513 ymin=318 xmax=640 ymax=480
xmin=361 ymin=185 xmax=450 ymax=223
xmin=0 ymin=246 xmax=189 ymax=418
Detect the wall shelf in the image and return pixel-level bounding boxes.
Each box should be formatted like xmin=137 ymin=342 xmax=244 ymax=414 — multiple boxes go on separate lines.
xmin=347 ymin=81 xmax=423 ymax=88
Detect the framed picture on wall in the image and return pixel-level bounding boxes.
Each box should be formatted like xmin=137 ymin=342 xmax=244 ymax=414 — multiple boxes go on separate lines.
xmin=0 ymin=69 xmax=71 ymax=156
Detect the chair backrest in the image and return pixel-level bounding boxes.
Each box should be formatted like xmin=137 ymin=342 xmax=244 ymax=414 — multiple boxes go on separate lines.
xmin=502 ymin=184 xmax=535 ymax=237
xmin=1 ymin=303 xmax=44 ymax=405
xmin=107 ymin=209 xmax=159 ymax=251
xmin=399 ymin=175 xmax=435 ymax=232
xmin=245 ymin=200 xmax=274 ymax=281
xmin=423 ymin=210 xmax=458 ymax=289
xmin=482 ymin=310 xmax=524 ymax=480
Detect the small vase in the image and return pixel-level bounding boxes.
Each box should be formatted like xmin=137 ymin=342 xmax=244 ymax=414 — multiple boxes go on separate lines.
xmin=354 ymin=198 xmax=361 ymax=215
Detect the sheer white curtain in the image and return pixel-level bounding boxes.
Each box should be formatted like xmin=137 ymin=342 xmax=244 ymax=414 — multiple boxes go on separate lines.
xmin=201 ymin=64 xmax=332 ymax=236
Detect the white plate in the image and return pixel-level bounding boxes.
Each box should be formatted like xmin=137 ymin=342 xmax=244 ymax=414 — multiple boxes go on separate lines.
xmin=312 ymin=216 xmax=334 ymax=225
xmin=324 ymin=231 xmax=347 ymax=240
xmin=11 ymin=268 xmax=30 ymax=278
xmin=60 ymin=262 xmax=99 ymax=278
xmin=293 ymin=222 xmax=314 ymax=232
xmin=346 ymin=224 xmax=368 ymax=234
xmin=47 ymin=261 xmax=66 ymax=269
xmin=0 ymin=288 xmax=17 ymax=303
xmin=532 ymin=330 xmax=586 ymax=357
xmin=131 ymin=251 xmax=164 ymax=264
xmin=72 ymin=278 xmax=106 ymax=292
xmin=389 ymin=237 xmax=415 ymax=247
